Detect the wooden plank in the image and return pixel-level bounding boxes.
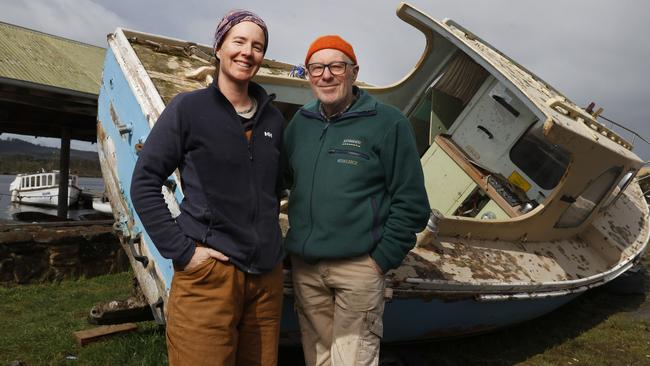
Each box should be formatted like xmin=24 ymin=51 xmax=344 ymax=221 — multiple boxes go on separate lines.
xmin=73 ymin=323 xmax=138 ymax=346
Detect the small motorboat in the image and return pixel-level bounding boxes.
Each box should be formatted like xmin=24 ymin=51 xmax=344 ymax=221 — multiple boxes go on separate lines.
xmin=9 ymin=170 xmax=81 ymax=207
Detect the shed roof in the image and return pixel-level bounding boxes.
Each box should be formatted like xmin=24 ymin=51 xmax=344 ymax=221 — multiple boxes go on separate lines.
xmin=0 ymin=21 xmax=105 ymax=95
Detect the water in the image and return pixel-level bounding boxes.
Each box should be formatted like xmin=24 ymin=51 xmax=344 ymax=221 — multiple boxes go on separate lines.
xmin=0 ymin=174 xmax=105 ymax=221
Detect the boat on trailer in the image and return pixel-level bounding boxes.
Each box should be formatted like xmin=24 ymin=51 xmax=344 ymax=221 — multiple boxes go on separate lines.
xmin=97 ymin=2 xmax=649 ymax=343
xmin=9 ymin=170 xmax=81 ymax=207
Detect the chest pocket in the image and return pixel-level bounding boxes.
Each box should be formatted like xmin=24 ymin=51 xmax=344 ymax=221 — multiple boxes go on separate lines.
xmin=328 ymin=148 xmax=370 ymax=166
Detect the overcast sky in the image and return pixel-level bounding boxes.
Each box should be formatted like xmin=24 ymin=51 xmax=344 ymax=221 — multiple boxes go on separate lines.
xmin=1 ymin=0 xmax=648 ymax=160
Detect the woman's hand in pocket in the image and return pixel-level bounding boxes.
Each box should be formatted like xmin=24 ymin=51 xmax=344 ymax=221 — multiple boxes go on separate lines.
xmin=183 ymin=246 xmax=229 ymax=271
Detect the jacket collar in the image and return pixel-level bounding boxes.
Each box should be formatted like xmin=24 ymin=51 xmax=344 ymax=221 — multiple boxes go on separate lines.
xmin=300 ymin=86 xmax=377 ymax=122
xmin=210 ymin=79 xmax=275 ymax=108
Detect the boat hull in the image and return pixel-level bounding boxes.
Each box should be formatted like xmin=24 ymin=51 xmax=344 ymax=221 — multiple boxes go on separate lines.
xmin=10 ymin=186 xmax=81 ymax=207
xmin=277 ymin=291 xmax=579 ymax=345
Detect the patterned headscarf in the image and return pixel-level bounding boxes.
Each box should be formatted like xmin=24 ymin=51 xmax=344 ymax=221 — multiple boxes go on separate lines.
xmin=213 ymin=10 xmax=268 ymax=57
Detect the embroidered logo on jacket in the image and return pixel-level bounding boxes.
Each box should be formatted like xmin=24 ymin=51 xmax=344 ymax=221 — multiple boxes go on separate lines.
xmin=264 ymin=131 xmax=273 ymax=139
xmin=342 ymin=138 xmax=362 ymax=148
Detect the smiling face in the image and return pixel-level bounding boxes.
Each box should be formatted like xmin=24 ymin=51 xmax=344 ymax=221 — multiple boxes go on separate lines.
xmin=216 ymin=21 xmax=266 ymax=85
xmin=307 ymin=48 xmax=359 ymax=115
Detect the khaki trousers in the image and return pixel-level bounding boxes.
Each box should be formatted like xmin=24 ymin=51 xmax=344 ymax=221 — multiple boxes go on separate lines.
xmin=291 ymin=255 xmax=385 ymax=366
xmin=166 ymin=259 xmax=283 ymax=366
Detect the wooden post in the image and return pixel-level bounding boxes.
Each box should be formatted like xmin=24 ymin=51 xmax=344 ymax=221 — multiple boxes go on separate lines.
xmin=57 ymin=127 xmax=71 ymax=218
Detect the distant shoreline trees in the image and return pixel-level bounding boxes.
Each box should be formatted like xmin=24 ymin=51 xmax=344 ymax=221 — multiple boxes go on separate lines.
xmin=0 ymin=154 xmax=101 ymax=177
xmin=0 ymin=138 xmax=101 ymax=177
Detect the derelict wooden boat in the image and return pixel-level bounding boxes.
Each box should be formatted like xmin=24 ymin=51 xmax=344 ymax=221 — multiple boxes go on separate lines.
xmin=96 ymin=2 xmax=649 ymax=343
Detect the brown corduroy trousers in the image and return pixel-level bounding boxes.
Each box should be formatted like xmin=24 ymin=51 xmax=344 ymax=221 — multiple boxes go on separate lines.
xmin=165 ymin=258 xmax=284 ymax=366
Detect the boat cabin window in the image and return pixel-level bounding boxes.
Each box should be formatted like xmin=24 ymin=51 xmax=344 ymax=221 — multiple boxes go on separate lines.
xmin=601 ymin=168 xmax=636 ymax=210
xmin=47 ymin=175 xmax=53 ymax=186
xmin=510 ymin=133 xmax=570 ymax=190
xmin=30 ymin=176 xmax=35 ymax=187
xmin=555 ymin=166 xmax=622 ymax=228
xmin=36 ymin=175 xmax=41 ymax=187
xmin=22 ymin=177 xmax=27 ymax=188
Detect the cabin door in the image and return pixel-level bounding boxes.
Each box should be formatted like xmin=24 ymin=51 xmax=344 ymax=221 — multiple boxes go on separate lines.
xmin=450 ymin=78 xmax=536 ymax=173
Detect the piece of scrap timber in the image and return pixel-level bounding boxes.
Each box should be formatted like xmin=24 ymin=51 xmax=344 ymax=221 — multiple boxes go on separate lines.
xmin=89 ymin=295 xmax=154 ymax=325
xmin=73 ymin=323 xmax=138 ymax=346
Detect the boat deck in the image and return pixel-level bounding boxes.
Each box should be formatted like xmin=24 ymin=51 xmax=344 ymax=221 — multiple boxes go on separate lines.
xmin=388 ymin=183 xmax=648 ymax=296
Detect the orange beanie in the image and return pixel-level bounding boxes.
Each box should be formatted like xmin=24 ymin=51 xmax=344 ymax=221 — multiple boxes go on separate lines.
xmin=305 ymin=35 xmax=357 ymax=66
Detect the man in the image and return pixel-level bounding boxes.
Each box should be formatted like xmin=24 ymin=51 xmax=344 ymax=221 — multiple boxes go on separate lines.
xmin=283 ymin=35 xmax=430 ymax=366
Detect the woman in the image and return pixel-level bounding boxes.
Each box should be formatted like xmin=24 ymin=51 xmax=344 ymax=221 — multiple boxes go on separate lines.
xmin=130 ymin=10 xmax=284 ymax=366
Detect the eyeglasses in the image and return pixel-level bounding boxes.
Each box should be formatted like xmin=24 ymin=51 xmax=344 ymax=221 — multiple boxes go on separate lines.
xmin=306 ymin=61 xmax=354 ymax=77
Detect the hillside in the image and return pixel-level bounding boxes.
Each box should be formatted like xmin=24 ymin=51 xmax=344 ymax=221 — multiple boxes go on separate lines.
xmin=0 ymin=138 xmax=101 ymax=177
xmin=0 ymin=138 xmax=98 ymax=160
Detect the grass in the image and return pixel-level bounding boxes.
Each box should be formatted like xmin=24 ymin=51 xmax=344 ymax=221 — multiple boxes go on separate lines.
xmin=1 ymin=254 xmax=649 ymax=366
xmin=0 ymin=272 xmax=166 ymax=366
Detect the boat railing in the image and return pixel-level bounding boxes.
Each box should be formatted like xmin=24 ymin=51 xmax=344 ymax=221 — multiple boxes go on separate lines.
xmin=581 ymin=101 xmax=650 ymax=149
xmin=547 ymin=98 xmax=633 ymax=150
xmin=593 ymin=116 xmax=650 ymax=154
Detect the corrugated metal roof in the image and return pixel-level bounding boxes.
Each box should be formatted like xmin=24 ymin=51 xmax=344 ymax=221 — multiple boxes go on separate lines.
xmin=0 ymin=21 xmax=105 ymax=95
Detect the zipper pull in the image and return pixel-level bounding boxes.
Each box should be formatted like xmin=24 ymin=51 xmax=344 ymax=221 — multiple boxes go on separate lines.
xmin=320 ymin=122 xmax=330 ymax=140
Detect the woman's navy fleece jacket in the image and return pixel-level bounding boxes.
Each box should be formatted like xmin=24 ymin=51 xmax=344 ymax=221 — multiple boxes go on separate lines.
xmin=130 ymin=81 xmax=284 ymax=274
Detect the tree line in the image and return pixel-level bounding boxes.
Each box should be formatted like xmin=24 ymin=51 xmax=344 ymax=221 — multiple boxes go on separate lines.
xmin=0 ymin=154 xmax=101 ymax=177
